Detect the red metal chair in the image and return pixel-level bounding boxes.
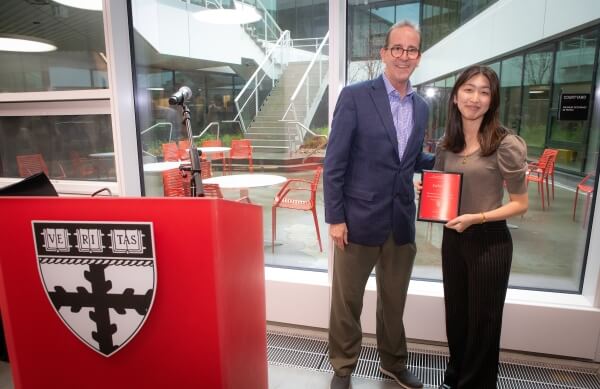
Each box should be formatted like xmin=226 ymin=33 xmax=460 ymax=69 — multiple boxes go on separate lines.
xmin=161 ymin=142 xmax=180 ymax=162
xmin=70 ymin=151 xmax=98 ymax=178
xmin=162 ymin=168 xmax=186 ymax=197
xmin=573 ymin=173 xmax=595 ymax=225
xmin=16 ymin=153 xmax=66 ymax=179
xmin=528 ymin=149 xmax=559 ymax=201
xmin=271 ymin=167 xmax=323 ymax=253
xmin=177 ymin=140 xmax=191 ymax=161
xmin=526 ymin=150 xmax=558 ymax=210
xmin=230 ymin=139 xmax=253 ymax=172
xmin=202 ymin=183 xmax=224 ymax=199
xmin=201 ymin=139 xmax=230 ymax=174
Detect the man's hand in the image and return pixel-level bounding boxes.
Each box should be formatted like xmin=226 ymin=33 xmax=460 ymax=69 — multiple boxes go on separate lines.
xmin=329 ymin=223 xmax=348 ymax=250
xmin=414 ymin=180 xmax=423 ymax=196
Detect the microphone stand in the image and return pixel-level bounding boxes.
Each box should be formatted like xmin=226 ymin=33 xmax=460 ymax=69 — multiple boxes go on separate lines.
xmin=177 ymin=102 xmax=204 ymax=197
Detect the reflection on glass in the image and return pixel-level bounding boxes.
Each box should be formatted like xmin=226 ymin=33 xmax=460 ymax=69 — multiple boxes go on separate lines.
xmin=520 ymin=47 xmax=554 ymax=157
xmin=411 ymin=29 xmax=600 ymax=292
xmin=421 ymin=0 xmax=497 ymax=50
xmin=347 ymin=0 xmax=419 ymax=85
xmin=547 ymin=32 xmax=597 ymax=172
xmin=130 ymin=0 xmax=329 ymax=269
xmin=499 ymin=55 xmax=523 ymax=132
xmin=0 ymin=0 xmax=108 ymax=92
xmin=0 ymin=115 xmax=114 ymax=181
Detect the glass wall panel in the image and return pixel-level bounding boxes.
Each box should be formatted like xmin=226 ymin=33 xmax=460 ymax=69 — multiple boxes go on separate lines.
xmin=499 ymin=55 xmax=523 ymax=132
xmin=520 ymin=46 xmax=554 ymax=158
xmin=131 ymin=0 xmax=328 ymax=270
xmin=0 ymin=0 xmax=108 ymax=92
xmin=347 ymin=0 xmax=419 ymax=84
xmin=421 ymin=0 xmax=496 ymax=50
xmin=587 ymin=49 xmax=600 ymax=173
xmin=548 ymin=31 xmax=598 ymax=172
xmin=0 ymin=114 xmax=114 ymax=181
xmin=411 ymin=24 xmax=600 ymax=292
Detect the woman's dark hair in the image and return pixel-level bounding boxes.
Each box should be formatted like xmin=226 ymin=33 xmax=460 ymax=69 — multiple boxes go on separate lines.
xmin=441 ymin=65 xmax=511 ymax=156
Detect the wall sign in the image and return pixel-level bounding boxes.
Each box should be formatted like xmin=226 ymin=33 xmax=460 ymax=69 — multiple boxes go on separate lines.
xmin=558 ymin=93 xmax=590 ymax=121
xmin=32 ymin=221 xmax=156 ymax=357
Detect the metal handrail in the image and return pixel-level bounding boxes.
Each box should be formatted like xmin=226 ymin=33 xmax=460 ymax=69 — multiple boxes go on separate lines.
xmin=280 ymin=120 xmax=328 ymax=141
xmin=248 ymin=0 xmax=282 ymax=41
xmin=192 ymin=121 xmax=220 ymax=140
xmin=281 ymin=119 xmax=327 ymax=155
xmin=233 ymin=30 xmax=291 ymax=132
xmin=281 ymin=31 xmax=329 ymax=122
xmin=140 ymin=122 xmax=173 ymax=142
xmin=291 ymin=37 xmax=327 ymax=50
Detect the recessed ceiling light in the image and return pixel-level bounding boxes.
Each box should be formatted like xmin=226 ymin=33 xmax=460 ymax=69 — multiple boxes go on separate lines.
xmin=0 ymin=36 xmax=57 ymax=52
xmin=52 ymin=0 xmax=102 ymax=11
xmin=194 ymin=1 xmax=261 ymax=24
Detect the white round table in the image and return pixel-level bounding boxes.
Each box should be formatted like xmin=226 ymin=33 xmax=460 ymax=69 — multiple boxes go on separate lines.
xmin=198 ymin=146 xmax=231 ymax=155
xmin=143 ymin=162 xmax=187 ymax=196
xmin=203 ymin=173 xmax=286 ymax=199
xmin=88 ymin=152 xmax=115 ymax=158
xmin=142 ymin=161 xmax=184 ymax=173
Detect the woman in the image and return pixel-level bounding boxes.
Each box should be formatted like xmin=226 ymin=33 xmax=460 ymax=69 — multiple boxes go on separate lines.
xmin=434 ymin=65 xmax=528 ymax=389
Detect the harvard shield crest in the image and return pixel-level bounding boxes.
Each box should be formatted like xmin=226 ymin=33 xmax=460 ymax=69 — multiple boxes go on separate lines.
xmin=32 ymin=221 xmax=156 ymax=357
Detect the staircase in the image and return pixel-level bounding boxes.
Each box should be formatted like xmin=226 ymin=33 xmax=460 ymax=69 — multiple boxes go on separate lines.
xmin=245 ymin=61 xmax=321 ymax=154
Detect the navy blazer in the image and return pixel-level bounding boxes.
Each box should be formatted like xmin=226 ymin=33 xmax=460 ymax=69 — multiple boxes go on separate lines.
xmin=324 ymin=75 xmax=435 ymax=246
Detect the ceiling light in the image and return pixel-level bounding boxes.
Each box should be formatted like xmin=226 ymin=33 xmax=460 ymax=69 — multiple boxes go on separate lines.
xmin=52 ymin=0 xmax=103 ymax=11
xmin=194 ymin=1 xmax=261 ymax=25
xmin=147 ymin=87 xmax=164 ymax=91
xmin=0 ymin=36 xmax=57 ymax=53
xmin=529 ymin=90 xmax=545 ymax=94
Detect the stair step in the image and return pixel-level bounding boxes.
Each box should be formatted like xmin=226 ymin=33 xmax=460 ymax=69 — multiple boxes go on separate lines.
xmin=248 ymin=125 xmax=295 ymax=130
xmin=247 ymin=139 xmax=291 ymax=146
xmin=246 ymin=134 xmax=294 ymax=140
xmin=251 ymin=145 xmax=290 ymax=153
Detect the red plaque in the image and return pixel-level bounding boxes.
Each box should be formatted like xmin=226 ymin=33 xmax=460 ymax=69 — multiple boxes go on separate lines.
xmin=417 ymin=170 xmax=463 ymax=223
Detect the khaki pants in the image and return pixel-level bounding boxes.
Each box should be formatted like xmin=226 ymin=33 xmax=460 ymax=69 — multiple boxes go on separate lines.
xmin=328 ymin=234 xmax=416 ymax=376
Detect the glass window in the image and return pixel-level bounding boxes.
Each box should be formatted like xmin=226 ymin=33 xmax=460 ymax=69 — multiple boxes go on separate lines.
xmin=421 ymin=0 xmax=497 ymax=50
xmin=415 ymin=31 xmax=600 ymax=292
xmin=499 ymin=55 xmax=524 ymax=132
xmin=131 ymin=0 xmax=329 ymax=271
xmin=520 ymin=46 xmax=555 ymax=158
xmin=0 ymin=114 xmax=114 ymax=181
xmin=548 ymin=31 xmax=598 ymax=172
xmin=0 ymin=0 xmax=108 ymax=92
xmin=347 ymin=0 xmax=419 ymax=84
xmin=586 ymin=48 xmax=600 ymax=174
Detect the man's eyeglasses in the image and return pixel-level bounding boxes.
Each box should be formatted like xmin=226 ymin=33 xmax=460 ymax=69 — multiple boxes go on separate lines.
xmin=385 ymin=46 xmax=420 ymax=59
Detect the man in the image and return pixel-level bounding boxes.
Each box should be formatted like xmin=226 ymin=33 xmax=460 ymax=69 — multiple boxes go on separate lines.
xmin=324 ymin=21 xmax=434 ymax=389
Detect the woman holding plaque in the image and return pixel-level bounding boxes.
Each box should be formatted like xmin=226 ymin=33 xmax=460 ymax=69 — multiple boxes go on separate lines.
xmin=433 ymin=65 xmax=528 ymax=389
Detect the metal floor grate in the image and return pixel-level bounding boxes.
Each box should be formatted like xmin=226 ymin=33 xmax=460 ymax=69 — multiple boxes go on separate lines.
xmin=267 ymin=330 xmax=600 ymax=388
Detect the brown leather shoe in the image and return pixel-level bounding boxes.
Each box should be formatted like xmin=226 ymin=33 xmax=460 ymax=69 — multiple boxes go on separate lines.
xmin=379 ymin=366 xmax=423 ymax=388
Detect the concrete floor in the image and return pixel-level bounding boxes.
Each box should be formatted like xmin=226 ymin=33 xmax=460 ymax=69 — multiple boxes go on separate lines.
xmin=227 ymin=170 xmax=592 ymax=293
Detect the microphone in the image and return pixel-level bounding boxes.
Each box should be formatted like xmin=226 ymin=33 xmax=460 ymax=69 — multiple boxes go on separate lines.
xmin=168 ymin=86 xmax=192 ymax=105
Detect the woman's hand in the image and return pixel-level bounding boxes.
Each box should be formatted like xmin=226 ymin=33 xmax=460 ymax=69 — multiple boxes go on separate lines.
xmin=445 ymin=214 xmax=482 ymax=233
xmin=330 ymin=223 xmax=348 ymax=250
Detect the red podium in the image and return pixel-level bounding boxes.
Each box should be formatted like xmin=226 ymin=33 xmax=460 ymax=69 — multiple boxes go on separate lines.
xmin=0 ymin=197 xmax=267 ymax=389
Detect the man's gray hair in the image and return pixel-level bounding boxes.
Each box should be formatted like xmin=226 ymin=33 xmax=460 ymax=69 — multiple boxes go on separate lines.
xmin=383 ymin=20 xmax=421 ymax=49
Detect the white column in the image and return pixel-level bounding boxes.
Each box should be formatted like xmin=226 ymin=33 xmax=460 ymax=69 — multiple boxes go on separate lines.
xmin=103 ymin=0 xmax=142 ymax=196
